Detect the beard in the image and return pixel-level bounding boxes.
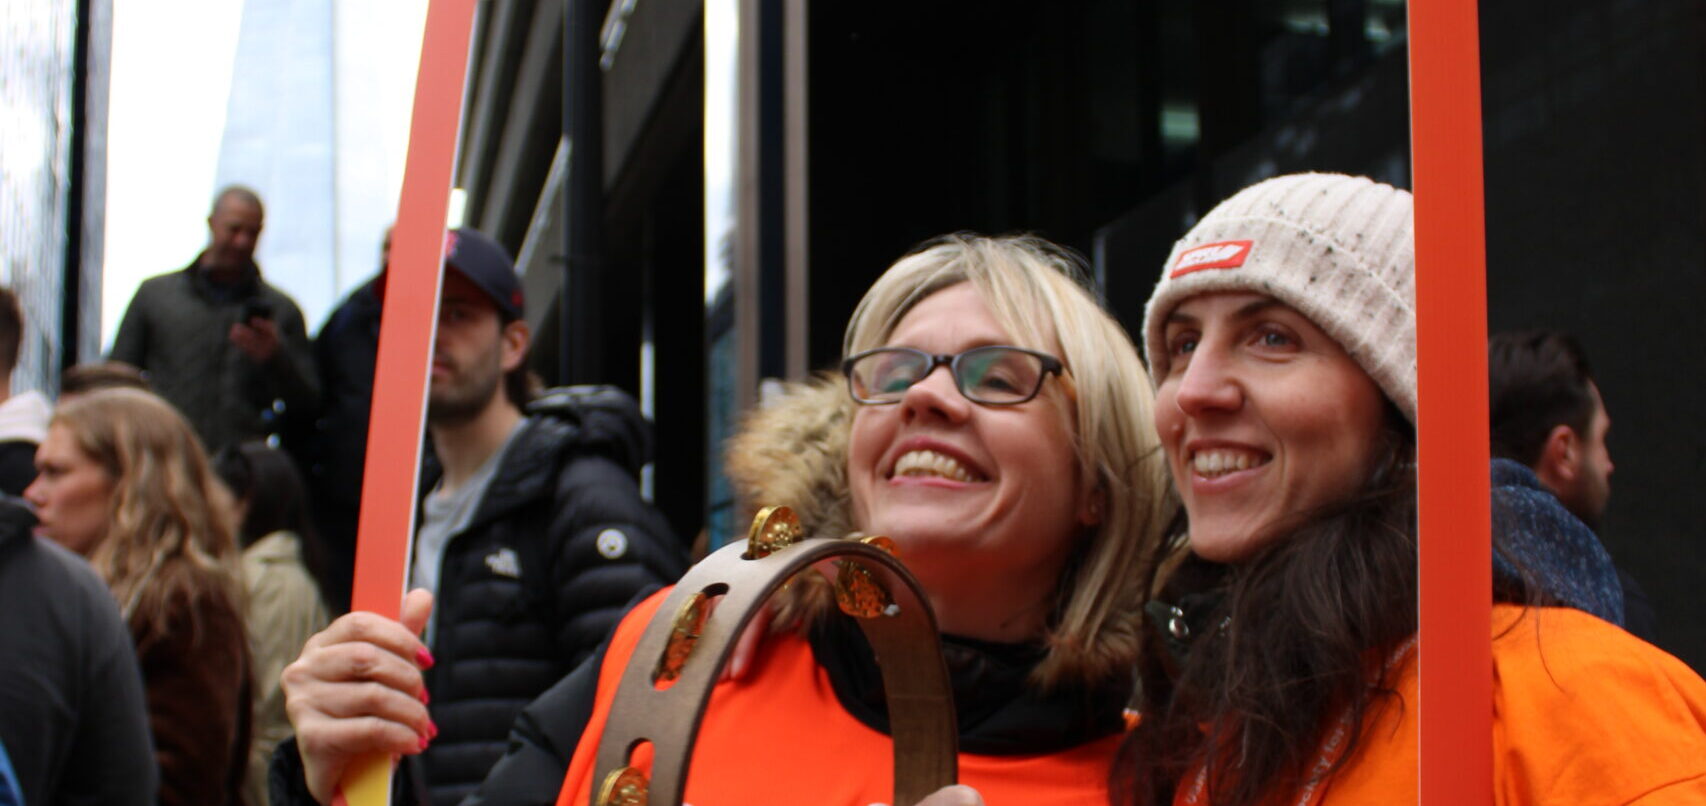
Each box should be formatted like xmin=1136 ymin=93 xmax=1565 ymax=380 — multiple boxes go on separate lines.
xmin=427 ymin=359 xmax=502 ymax=426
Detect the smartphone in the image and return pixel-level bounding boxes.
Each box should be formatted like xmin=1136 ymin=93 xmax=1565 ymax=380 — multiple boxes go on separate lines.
xmin=241 ymin=299 xmax=272 ymax=322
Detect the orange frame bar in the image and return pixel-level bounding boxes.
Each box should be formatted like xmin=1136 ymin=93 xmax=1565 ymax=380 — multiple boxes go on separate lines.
xmin=339 ymin=0 xmax=476 ymax=803
xmin=1409 ymin=1 xmax=1493 ymax=803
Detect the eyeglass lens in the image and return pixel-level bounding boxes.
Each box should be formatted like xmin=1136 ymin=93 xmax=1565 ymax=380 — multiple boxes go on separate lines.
xmin=849 ymin=347 xmax=1046 ymax=404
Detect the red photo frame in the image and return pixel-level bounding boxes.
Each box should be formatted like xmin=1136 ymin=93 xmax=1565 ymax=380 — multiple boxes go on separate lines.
xmin=358 ymin=1 xmax=1494 ymax=803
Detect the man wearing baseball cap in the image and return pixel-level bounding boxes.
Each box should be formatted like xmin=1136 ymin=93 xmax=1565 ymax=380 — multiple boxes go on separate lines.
xmin=295 ymin=227 xmax=686 ymax=805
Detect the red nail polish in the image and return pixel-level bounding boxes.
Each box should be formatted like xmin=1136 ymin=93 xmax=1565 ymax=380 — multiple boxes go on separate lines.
xmin=418 ymin=735 xmax=429 ymax=752
xmin=419 ymin=687 xmax=431 ymax=705
xmin=428 ymin=720 xmax=439 ymax=739
xmin=415 ymin=647 xmax=435 ymax=669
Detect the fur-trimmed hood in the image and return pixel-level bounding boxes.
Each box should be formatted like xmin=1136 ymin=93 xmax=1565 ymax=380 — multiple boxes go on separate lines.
xmin=723 ymin=373 xmax=857 ymax=540
xmin=721 ymin=374 xmax=862 ymax=633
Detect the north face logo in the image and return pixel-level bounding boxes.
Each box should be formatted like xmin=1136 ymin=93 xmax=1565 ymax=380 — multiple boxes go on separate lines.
xmin=485 ymin=547 xmax=521 ymax=578
xmin=1171 ymin=240 xmax=1253 ymax=278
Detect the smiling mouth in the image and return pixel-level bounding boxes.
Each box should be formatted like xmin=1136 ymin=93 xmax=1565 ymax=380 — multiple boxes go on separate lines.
xmin=1191 ymin=448 xmax=1271 ymax=478
xmin=892 ymin=449 xmax=987 ymax=483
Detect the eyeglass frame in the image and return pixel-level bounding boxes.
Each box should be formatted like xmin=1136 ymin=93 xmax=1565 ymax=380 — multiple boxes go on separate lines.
xmin=840 ymin=345 xmax=1070 ymax=406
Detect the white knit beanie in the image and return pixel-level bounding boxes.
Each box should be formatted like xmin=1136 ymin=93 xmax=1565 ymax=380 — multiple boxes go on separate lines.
xmin=1141 ymin=172 xmax=1417 ymax=422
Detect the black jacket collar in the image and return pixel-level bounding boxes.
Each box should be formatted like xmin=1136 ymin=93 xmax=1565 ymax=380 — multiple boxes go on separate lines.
xmin=808 ymin=610 xmax=1131 ymax=755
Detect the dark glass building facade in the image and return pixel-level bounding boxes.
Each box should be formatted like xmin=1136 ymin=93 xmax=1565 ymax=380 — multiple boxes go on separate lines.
xmin=455 ymin=0 xmax=1706 ymax=669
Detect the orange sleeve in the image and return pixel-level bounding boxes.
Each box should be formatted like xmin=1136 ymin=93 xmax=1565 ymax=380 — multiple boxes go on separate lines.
xmin=1492 ymin=605 xmax=1706 ymax=805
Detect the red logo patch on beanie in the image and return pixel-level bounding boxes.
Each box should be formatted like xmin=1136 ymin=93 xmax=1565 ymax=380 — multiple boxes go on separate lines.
xmin=1171 ymin=240 xmax=1252 ymax=278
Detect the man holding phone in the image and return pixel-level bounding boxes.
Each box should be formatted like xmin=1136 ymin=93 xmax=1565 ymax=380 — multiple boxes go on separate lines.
xmin=110 ymin=185 xmax=319 ymax=453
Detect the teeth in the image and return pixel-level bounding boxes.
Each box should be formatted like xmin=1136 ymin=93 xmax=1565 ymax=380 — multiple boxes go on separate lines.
xmin=893 ymin=449 xmax=984 ymax=483
xmin=1192 ymin=449 xmax=1266 ymax=478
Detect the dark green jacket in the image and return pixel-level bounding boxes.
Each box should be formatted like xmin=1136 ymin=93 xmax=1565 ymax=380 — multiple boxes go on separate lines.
xmin=110 ymin=259 xmax=319 ymax=453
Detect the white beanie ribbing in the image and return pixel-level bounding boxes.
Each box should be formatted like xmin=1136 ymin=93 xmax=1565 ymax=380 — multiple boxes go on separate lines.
xmin=1141 ymin=172 xmax=1417 ymax=422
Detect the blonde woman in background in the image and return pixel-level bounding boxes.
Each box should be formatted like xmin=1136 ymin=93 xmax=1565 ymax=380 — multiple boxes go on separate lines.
xmin=26 ymin=388 xmax=251 ymax=806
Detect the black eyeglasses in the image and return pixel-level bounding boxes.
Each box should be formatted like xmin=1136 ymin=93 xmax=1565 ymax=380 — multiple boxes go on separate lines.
xmin=841 ymin=345 xmax=1067 ymax=405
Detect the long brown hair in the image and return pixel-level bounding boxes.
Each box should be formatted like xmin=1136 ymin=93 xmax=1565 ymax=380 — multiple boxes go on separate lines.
xmin=1115 ymin=408 xmax=1416 ymax=806
xmin=54 ymin=388 xmax=244 ymax=639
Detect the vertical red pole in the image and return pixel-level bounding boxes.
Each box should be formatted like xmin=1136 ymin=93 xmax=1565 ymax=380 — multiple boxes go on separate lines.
xmin=1409 ymin=1 xmax=1493 ymax=804
xmin=339 ymin=0 xmax=476 ymax=802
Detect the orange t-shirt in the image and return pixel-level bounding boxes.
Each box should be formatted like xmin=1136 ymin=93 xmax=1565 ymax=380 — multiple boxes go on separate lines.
xmin=1191 ymin=604 xmax=1706 ymax=805
xmin=557 ymin=589 xmax=1126 ymax=806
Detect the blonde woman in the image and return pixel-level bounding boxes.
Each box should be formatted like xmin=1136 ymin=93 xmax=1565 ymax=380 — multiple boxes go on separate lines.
xmin=271 ymin=234 xmax=1175 ymax=805
xmin=26 ymin=388 xmax=251 ymax=806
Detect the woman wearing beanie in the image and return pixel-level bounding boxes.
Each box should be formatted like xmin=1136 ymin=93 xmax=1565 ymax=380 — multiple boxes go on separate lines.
xmin=1106 ymin=172 xmax=1706 ymax=805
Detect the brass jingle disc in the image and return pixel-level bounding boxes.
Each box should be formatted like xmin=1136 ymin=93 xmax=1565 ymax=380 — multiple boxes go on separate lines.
xmin=744 ymin=505 xmax=804 ymax=559
xmin=835 ymin=558 xmax=895 ymax=619
xmin=594 ymin=766 xmax=648 ymax=806
xmin=653 ymin=591 xmax=712 ymax=684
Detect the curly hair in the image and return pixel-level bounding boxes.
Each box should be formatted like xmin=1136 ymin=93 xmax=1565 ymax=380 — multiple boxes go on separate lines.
xmin=53 ymin=388 xmax=244 ymax=639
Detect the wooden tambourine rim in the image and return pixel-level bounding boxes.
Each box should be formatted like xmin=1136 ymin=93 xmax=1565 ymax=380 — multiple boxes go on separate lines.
xmin=590 ymin=534 xmax=959 ymax=806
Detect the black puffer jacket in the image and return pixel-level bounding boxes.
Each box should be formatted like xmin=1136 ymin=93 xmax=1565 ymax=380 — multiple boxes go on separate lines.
xmin=290 ymin=274 xmax=384 ymax=612
xmin=417 ymin=386 xmax=686 ymax=806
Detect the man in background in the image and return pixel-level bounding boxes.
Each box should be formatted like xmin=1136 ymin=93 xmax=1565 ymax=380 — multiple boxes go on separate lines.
xmin=109 ymin=185 xmax=319 ymax=453
xmin=0 ymin=288 xmax=50 ymax=495
xmin=277 ymin=228 xmax=685 ymax=806
xmin=1489 ymin=329 xmax=1656 ymax=640
xmin=290 ymin=227 xmax=389 ymax=612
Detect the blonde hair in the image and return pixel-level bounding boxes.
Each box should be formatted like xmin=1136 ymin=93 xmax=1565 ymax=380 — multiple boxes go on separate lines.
xmin=53 ymin=388 xmax=244 ymax=638
xmin=843 ymin=233 xmax=1175 ymax=685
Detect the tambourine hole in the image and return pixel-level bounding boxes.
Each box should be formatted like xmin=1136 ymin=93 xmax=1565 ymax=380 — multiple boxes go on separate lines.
xmin=650 ymin=583 xmax=734 ymax=690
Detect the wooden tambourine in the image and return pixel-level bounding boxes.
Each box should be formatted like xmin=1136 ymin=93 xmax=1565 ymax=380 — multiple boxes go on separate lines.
xmin=590 ymin=506 xmax=959 ymax=806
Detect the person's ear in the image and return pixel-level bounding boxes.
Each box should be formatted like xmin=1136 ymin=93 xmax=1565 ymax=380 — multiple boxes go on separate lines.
xmin=1535 ymin=423 xmax=1580 ymax=489
xmin=499 ymin=319 xmax=531 ymax=373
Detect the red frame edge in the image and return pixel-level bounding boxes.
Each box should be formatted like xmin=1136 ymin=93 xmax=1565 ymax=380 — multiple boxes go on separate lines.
xmin=349 ymin=0 xmax=477 ymax=618
xmin=1409 ymin=0 xmax=1494 ymax=803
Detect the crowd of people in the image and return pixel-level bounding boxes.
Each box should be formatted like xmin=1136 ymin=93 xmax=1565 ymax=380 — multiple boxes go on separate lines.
xmin=1 ymin=172 xmax=1703 ymax=806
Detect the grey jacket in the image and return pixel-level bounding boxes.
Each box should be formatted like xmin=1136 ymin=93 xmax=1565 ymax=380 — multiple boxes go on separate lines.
xmin=110 ymin=260 xmax=319 ymax=453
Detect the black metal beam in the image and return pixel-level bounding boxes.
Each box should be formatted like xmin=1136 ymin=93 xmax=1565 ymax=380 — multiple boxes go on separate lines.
xmin=64 ymin=0 xmax=94 ymax=374
xmin=562 ymin=0 xmax=607 ymax=385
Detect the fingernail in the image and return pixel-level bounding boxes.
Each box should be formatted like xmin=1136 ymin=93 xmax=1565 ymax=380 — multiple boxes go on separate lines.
xmin=427 ymin=720 xmax=439 ymax=739
xmin=419 ymin=687 xmax=431 ymax=705
xmin=419 ymin=735 xmax=430 ymax=752
xmin=415 ymin=647 xmax=435 ymax=669
xmin=952 ymin=786 xmax=985 ymax=805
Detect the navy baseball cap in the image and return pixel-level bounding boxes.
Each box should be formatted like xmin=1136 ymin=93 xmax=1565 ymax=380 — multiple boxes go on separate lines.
xmin=444 ymin=227 xmax=524 ymax=319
